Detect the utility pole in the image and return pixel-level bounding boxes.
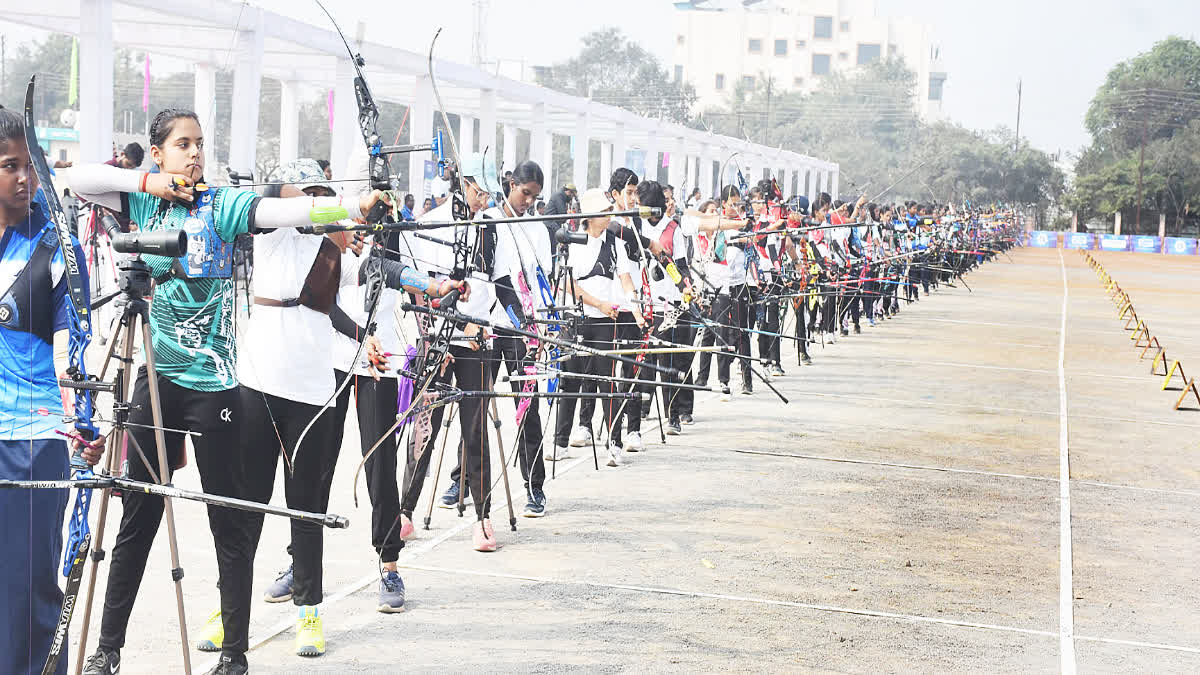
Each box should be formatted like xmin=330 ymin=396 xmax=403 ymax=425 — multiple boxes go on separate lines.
xmin=471 ymin=0 xmax=490 ymax=68
xmin=1014 ymin=78 xmax=1022 ymax=152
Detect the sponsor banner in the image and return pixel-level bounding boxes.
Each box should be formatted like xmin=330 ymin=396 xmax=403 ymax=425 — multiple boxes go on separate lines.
xmin=1028 ymin=231 xmax=1058 ymax=248
xmin=1064 ymin=232 xmax=1094 ymax=250
xmin=1098 ymin=234 xmax=1130 ymax=251
xmin=1164 ymin=237 xmax=1198 ymax=256
xmin=1131 ymin=236 xmax=1161 ymax=253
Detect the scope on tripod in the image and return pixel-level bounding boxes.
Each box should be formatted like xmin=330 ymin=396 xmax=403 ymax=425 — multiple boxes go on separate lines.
xmin=101 ymin=215 xmax=186 ymax=257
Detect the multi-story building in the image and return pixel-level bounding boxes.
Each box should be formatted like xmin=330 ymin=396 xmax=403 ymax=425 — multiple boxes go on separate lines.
xmin=671 ymin=0 xmax=947 ymax=119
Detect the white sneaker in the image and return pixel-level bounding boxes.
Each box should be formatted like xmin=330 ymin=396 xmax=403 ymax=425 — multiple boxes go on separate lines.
xmin=624 ymin=431 xmax=643 ymax=452
xmin=568 ymin=426 xmax=592 ymax=447
xmin=606 ymin=443 xmax=623 ymax=467
xmin=719 ymin=385 xmax=732 ymax=402
xmin=548 ymin=444 xmax=573 ymax=462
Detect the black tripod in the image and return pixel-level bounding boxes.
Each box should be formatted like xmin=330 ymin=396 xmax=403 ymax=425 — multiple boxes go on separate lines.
xmin=75 ymin=254 xmax=194 ymax=675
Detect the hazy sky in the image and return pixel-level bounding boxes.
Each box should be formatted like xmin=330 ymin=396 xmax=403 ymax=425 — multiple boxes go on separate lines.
xmin=5 ymin=0 xmax=1200 ymax=159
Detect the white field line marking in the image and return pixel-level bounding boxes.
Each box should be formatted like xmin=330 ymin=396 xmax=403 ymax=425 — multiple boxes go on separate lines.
xmin=196 ymin=455 xmax=593 ymax=670
xmin=783 ymin=390 xmax=1200 ymax=429
xmin=399 ymin=563 xmax=1058 ymax=639
xmin=1057 ymin=248 xmax=1077 ymax=673
xmin=726 ymin=448 xmax=1200 ymax=499
xmin=1075 ymin=634 xmax=1200 ymax=655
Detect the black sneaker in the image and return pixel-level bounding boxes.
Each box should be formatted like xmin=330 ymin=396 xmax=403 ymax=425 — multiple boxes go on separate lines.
xmin=680 ymin=413 xmax=694 ymax=425
xmin=83 ymin=648 xmax=120 ymax=675
xmin=523 ymin=488 xmax=546 ymax=517
xmin=666 ymin=420 xmax=681 ymax=436
xmin=205 ymin=653 xmax=248 ymax=675
xmin=740 ymin=383 xmax=753 ymax=396
xmin=801 ymin=353 xmax=813 ymax=365
xmin=853 ymin=324 xmax=861 ymax=334
xmin=719 ymin=385 xmax=731 ymax=402
xmin=438 ymin=481 xmax=470 ymax=509
xmin=840 ymin=328 xmax=849 ymax=337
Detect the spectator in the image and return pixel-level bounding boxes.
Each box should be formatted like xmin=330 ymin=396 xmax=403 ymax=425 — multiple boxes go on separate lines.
xmin=400 ymin=193 xmax=416 ymax=221
xmin=420 ymin=197 xmax=434 ymax=216
xmin=317 ymin=159 xmax=333 ymax=180
xmin=536 ymin=200 xmax=546 ymax=215
xmin=685 ymin=186 xmax=702 ymax=209
xmin=104 ymin=142 xmax=144 ymax=169
xmin=542 ymin=182 xmax=577 ymax=239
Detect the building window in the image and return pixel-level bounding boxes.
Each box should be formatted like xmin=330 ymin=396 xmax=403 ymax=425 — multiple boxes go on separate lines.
xmin=748 ymin=39 xmax=762 ymax=54
xmin=795 ymin=39 xmax=807 ymax=49
xmin=929 ymin=77 xmax=945 ymax=101
xmin=793 ymin=76 xmax=804 ymax=87
xmin=856 ymin=44 xmax=881 ymax=65
xmin=838 ymin=52 xmax=849 ymax=61
xmin=676 ymin=34 xmax=684 ymax=45
xmin=715 ymin=73 xmax=725 ymax=90
xmin=774 ymin=39 xmax=787 ymax=56
xmin=840 ymin=20 xmax=850 ymax=32
xmin=812 ymin=54 xmax=831 ymax=76
xmin=674 ymin=65 xmax=683 ymax=82
xmin=814 ymin=16 xmax=832 ymax=39
xmin=742 ymin=75 xmax=755 ymax=89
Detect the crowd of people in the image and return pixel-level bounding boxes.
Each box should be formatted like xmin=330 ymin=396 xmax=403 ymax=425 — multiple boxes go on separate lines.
xmin=0 ymin=102 xmax=1017 ymax=675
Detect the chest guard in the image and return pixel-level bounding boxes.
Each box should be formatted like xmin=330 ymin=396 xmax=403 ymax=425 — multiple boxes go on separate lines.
xmin=0 ymin=228 xmax=59 ymax=344
xmin=172 ymin=189 xmax=234 ymax=280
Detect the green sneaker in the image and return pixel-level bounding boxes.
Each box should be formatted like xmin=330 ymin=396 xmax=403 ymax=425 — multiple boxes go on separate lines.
xmin=295 ymin=606 xmax=325 ymax=657
xmin=196 ymin=607 xmax=223 ymax=652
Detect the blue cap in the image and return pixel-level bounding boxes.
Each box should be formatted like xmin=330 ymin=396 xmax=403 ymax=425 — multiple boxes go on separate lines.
xmin=788 ymin=195 xmax=810 ymax=215
xmin=459 ymin=152 xmax=501 ymax=194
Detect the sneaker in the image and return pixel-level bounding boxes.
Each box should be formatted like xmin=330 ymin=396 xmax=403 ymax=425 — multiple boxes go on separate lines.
xmin=196 ymin=607 xmax=223 ymax=651
xmin=625 ymin=431 xmax=644 ymax=452
xmin=295 ymin=606 xmax=324 ymax=657
xmin=606 ymin=442 xmax=623 ymax=467
xmin=523 ymin=488 xmax=546 ymax=517
xmin=264 ymin=564 xmax=294 ymax=603
xmin=204 ymin=653 xmax=247 ymax=675
xmin=801 ymin=354 xmax=813 ymax=366
xmin=772 ymin=364 xmax=786 ymax=377
xmin=472 ymin=520 xmax=497 ymax=552
xmin=399 ymin=514 xmax=415 ymax=540
xmin=82 ymin=648 xmax=120 ymax=675
xmin=548 ymin=444 xmax=573 ymax=462
xmin=666 ymin=421 xmax=681 ymax=436
xmin=868 ymin=318 xmax=876 ymax=327
xmin=719 ymin=385 xmax=731 ymax=402
xmin=680 ymin=414 xmax=694 ymax=425
xmin=378 ymin=571 xmax=406 ymax=613
xmin=438 ymin=481 xmax=470 ymax=509
xmin=840 ymin=328 xmax=849 ymax=337
xmin=568 ymin=426 xmax=592 ymax=447
xmin=853 ymin=324 xmax=861 ymax=334
xmin=741 ymin=383 xmax=753 ymax=396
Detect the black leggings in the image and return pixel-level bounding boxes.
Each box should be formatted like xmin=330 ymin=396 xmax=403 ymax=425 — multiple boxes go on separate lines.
xmin=554 ymin=317 xmax=617 ymax=446
xmin=332 ymin=372 xmax=403 ymax=563
xmin=493 ymin=337 xmax=545 ymax=494
xmin=399 ymin=345 xmax=495 ymax=521
xmin=236 ymin=385 xmax=341 ymax=616
xmin=98 ymin=369 xmax=244 ymax=653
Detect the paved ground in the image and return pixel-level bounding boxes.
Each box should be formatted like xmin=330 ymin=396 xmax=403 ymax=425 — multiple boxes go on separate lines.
xmin=64 ymin=246 xmax=1200 ymax=673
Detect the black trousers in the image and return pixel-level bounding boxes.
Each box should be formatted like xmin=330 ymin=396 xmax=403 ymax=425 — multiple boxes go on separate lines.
xmin=554 ymin=317 xmax=617 ymax=446
xmin=654 ymin=316 xmax=697 ymax=420
xmin=332 ymin=372 xmax=403 ymax=563
xmin=399 ymin=345 xmax=495 ymax=521
xmin=98 ymin=369 xmax=244 ymax=653
xmin=792 ymin=298 xmax=811 ymax=359
xmin=756 ymin=281 xmax=782 ymax=364
xmin=727 ymin=286 xmax=753 ymax=389
xmin=494 ymin=337 xmax=544 ymax=494
xmin=236 ymin=385 xmax=341 ymax=621
xmin=694 ymin=293 xmax=725 ymax=387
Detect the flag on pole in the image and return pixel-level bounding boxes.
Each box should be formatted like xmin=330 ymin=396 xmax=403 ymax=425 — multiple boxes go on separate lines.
xmin=68 ymin=38 xmax=79 ymax=107
xmin=142 ymin=54 xmax=150 ymax=112
xmin=662 ymin=152 xmax=670 ymax=169
xmin=327 ymin=90 xmax=334 ymax=132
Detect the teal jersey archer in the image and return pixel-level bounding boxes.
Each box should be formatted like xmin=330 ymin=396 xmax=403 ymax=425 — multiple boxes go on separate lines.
xmin=125 ymin=187 xmax=257 ymax=391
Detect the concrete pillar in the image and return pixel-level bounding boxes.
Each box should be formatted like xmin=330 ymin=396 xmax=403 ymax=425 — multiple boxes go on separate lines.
xmin=572 ymin=111 xmax=590 ymax=190
xmin=227 ymin=11 xmax=265 ymax=176
xmin=501 ymin=123 xmax=517 ymax=174
xmin=330 ymin=57 xmax=357 ymax=182
xmin=599 ymin=142 xmax=612 ymax=187
xmin=1114 ymin=211 xmax=1122 ymax=236
xmin=529 ymin=103 xmax=552 ymax=192
xmin=642 ymin=127 xmax=660 ymax=182
xmin=78 ymin=0 xmax=114 ymax=163
xmin=1158 ymin=213 xmax=1166 ymax=239
xmin=407 ymin=76 xmax=434 ymax=197
xmin=478 ymin=89 xmax=497 ymax=160
xmin=193 ymin=63 xmax=216 ymax=167
xmin=667 ymin=137 xmax=686 ymax=190
xmin=279 ymin=79 xmax=299 ymax=165
xmin=1071 ymin=212 xmax=1078 ymax=233
xmin=612 ymin=123 xmax=628 ymax=175
xmin=454 ymin=115 xmax=472 ymax=155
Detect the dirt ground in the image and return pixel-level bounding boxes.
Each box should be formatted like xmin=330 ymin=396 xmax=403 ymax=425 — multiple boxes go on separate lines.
xmin=63 ymin=246 xmax=1200 ymax=673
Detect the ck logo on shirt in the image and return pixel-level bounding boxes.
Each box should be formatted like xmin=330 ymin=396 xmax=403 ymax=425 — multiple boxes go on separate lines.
xmin=219 ymin=408 xmax=232 ymax=423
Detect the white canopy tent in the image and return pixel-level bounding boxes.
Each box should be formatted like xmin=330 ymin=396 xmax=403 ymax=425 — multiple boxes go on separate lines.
xmin=5 ymin=0 xmax=839 ymax=200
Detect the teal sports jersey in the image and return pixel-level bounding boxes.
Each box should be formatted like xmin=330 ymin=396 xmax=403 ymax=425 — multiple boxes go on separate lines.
xmin=125 ymin=188 xmax=257 ymax=391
